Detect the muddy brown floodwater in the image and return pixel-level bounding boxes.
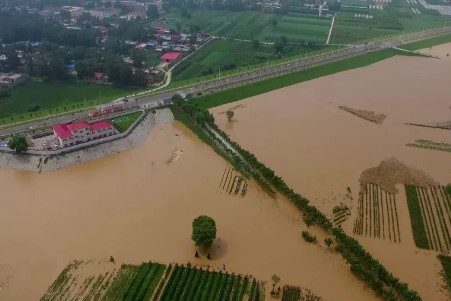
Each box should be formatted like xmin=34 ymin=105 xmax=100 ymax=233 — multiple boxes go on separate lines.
xmin=0 ymin=121 xmax=380 ymax=300
xmin=211 ymin=49 xmax=451 ymax=300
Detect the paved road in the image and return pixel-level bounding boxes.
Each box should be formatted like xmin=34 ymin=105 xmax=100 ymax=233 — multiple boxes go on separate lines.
xmin=1 ymin=26 xmax=450 ymax=139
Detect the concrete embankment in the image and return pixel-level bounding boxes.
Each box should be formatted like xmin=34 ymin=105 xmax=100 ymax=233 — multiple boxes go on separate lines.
xmin=0 ymin=108 xmax=174 ymax=172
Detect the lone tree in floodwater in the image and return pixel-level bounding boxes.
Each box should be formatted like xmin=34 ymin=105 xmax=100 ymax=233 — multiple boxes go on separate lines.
xmin=226 ymin=110 xmax=234 ymax=122
xmin=8 ymin=135 xmax=28 ymax=153
xmin=192 ymin=215 xmax=217 ymax=248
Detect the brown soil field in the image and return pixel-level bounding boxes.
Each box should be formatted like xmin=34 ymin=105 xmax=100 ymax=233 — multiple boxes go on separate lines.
xmin=0 ymin=121 xmax=380 ymax=301
xmin=211 ymin=51 xmax=451 ymax=300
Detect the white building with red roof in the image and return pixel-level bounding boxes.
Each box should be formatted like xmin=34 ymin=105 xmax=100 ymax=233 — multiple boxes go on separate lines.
xmin=53 ymin=120 xmax=116 ymax=147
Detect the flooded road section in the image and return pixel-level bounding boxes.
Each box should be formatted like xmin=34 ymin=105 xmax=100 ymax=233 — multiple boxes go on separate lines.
xmin=211 ymin=51 xmax=451 ymax=300
xmin=0 ymin=121 xmax=379 ymax=300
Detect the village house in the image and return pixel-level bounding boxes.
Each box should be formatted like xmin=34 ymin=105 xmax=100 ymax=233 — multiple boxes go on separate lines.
xmin=160 ymin=52 xmax=182 ymax=64
xmin=52 ymin=120 xmax=116 ymax=147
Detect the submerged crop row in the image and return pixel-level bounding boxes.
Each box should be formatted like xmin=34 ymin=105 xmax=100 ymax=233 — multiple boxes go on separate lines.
xmin=40 ymin=261 xmax=166 ymax=301
xmin=353 ymin=183 xmax=400 ymax=243
xmin=405 ymin=185 xmax=451 ymax=252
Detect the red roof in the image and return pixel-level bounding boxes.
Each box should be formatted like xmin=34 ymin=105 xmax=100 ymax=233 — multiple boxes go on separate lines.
xmin=52 ymin=124 xmax=72 ymax=139
xmin=94 ymin=72 xmax=103 ymax=80
xmin=67 ymin=121 xmax=90 ymax=131
xmin=161 ymin=52 xmax=182 ymax=61
xmin=53 ymin=120 xmax=114 ymax=139
xmin=155 ymin=26 xmax=168 ymax=32
xmin=90 ymin=120 xmax=113 ymax=131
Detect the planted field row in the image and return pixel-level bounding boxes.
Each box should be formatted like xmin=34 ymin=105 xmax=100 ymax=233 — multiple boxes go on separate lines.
xmin=332 ymin=205 xmax=351 ymax=226
xmin=219 ymin=165 xmax=248 ymax=197
xmin=40 ymin=260 xmax=84 ymax=301
xmin=160 ymin=264 xmax=263 ymax=301
xmin=40 ymin=261 xmax=166 ymax=301
xmin=405 ymin=185 xmax=451 ymax=252
xmin=353 ymin=183 xmax=401 ymax=243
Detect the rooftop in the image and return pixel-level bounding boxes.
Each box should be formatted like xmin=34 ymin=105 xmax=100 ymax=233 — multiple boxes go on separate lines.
xmin=161 ymin=52 xmax=182 ymax=61
xmin=53 ymin=120 xmax=114 ymax=139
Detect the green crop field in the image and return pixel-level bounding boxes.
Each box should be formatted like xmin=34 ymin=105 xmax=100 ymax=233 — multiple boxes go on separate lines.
xmin=330 ymin=12 xmax=400 ymax=44
xmin=257 ymin=14 xmax=332 ymax=43
xmin=159 ymin=264 xmax=263 ymax=301
xmin=154 ymin=9 xmax=280 ymax=41
xmin=331 ymin=2 xmax=451 ymax=44
xmin=156 ymin=9 xmax=331 ymax=43
xmin=404 ymin=185 xmax=451 ymax=252
xmin=41 ymin=260 xmax=263 ymax=301
xmin=172 ymin=39 xmax=323 ymax=81
xmin=0 ymin=80 xmax=133 ymax=127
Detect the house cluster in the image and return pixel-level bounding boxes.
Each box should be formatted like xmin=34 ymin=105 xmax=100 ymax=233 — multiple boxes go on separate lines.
xmin=52 ymin=120 xmax=116 ymax=148
xmin=0 ymin=73 xmax=28 ymax=88
xmin=134 ymin=27 xmax=210 ymax=54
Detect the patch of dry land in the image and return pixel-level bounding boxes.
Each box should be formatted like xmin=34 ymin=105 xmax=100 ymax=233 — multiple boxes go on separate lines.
xmin=0 ymin=120 xmax=380 ymax=300
xmin=418 ymin=42 xmax=451 ymax=61
xmin=211 ymin=46 xmax=451 ymax=300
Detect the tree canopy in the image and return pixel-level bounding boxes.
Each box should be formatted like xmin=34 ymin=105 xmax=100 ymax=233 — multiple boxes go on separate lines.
xmin=226 ymin=110 xmax=234 ymax=121
xmin=192 ymin=215 xmax=217 ymax=248
xmin=8 ymin=135 xmax=28 ymax=153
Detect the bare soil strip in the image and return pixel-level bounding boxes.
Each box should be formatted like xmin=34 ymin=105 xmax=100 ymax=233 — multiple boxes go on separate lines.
xmin=359 ymin=158 xmax=438 ymax=194
xmin=338 ymin=106 xmax=387 ymax=124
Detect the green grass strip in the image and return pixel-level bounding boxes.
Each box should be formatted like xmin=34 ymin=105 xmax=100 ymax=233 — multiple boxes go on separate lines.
xmin=405 ymin=185 xmax=430 ymax=249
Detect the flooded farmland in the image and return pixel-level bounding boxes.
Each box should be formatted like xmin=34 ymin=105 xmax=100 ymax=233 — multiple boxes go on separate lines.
xmin=211 ymin=50 xmax=451 ymax=300
xmin=0 ymin=121 xmax=379 ymax=300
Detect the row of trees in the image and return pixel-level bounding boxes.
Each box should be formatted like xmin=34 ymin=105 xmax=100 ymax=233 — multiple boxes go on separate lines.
xmin=172 ymin=99 xmax=422 ymax=301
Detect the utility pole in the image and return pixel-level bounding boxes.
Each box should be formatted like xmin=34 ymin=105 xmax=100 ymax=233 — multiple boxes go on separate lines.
xmin=218 ymin=65 xmax=221 ymax=78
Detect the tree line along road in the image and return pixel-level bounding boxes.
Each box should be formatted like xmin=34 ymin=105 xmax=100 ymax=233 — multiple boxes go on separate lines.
xmin=1 ymin=26 xmax=450 ymax=139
